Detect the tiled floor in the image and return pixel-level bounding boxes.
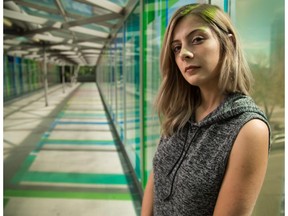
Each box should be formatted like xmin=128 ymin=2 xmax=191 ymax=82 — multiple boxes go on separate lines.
xmin=4 ymin=83 xmax=142 ymax=216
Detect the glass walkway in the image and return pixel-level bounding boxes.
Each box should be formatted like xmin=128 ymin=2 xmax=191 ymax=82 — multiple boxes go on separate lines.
xmin=4 ymin=83 xmax=142 ymax=216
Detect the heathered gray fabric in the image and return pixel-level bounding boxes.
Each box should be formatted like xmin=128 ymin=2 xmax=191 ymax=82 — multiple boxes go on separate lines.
xmin=153 ymin=93 xmax=270 ymax=216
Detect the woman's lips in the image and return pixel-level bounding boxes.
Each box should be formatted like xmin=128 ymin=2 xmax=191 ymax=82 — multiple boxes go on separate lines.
xmin=185 ymin=65 xmax=201 ymax=73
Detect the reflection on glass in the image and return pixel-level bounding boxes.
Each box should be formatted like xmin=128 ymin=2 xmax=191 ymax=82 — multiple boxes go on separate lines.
xmin=231 ymin=0 xmax=284 ymax=215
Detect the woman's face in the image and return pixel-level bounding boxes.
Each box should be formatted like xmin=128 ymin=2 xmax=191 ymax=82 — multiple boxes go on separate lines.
xmin=171 ymin=15 xmax=221 ymax=89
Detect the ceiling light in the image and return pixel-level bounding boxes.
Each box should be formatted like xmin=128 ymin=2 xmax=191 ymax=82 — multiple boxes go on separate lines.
xmin=4 ymin=18 xmax=12 ymax=27
xmin=69 ymin=26 xmax=109 ymax=38
xmin=33 ymin=34 xmax=64 ymax=43
xmin=7 ymin=50 xmax=29 ymax=56
xmin=60 ymin=51 xmax=77 ymax=55
xmin=4 ymin=45 xmax=11 ymax=49
xmin=50 ymin=45 xmax=72 ymax=50
xmin=4 ymin=39 xmax=21 ymax=45
xmin=4 ymin=9 xmax=47 ymax=25
xmin=24 ymin=54 xmax=40 ymax=59
xmin=85 ymin=0 xmax=123 ymax=13
xmin=27 ymin=48 xmax=40 ymax=52
xmin=66 ymin=55 xmax=80 ymax=58
xmin=78 ymin=42 xmax=103 ymax=48
xmin=83 ymin=54 xmax=98 ymax=57
xmin=82 ymin=49 xmax=101 ymax=54
xmin=52 ymin=22 xmax=62 ymax=28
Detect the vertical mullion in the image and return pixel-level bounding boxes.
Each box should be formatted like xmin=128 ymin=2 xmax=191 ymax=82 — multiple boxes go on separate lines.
xmin=43 ymin=47 xmax=49 ymax=107
xmin=123 ymin=24 xmax=127 ymax=152
xmin=140 ymin=0 xmax=147 ymax=188
xmin=115 ymin=43 xmax=118 ymax=129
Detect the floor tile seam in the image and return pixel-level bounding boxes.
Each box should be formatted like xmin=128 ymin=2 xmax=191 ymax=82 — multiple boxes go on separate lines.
xmin=46 ymin=129 xmax=112 ymax=132
xmin=67 ymin=101 xmax=103 ymax=102
xmin=66 ymin=100 xmax=103 ymax=102
xmin=57 ymin=115 xmax=107 ymax=119
xmin=33 ymin=130 xmax=116 ymax=150
xmin=56 ymin=114 xmax=107 ymax=119
xmin=16 ymin=171 xmax=132 ymax=184
xmin=39 ymin=146 xmax=119 ymax=151
xmin=19 ymin=181 xmax=130 ymax=189
xmin=54 ymin=121 xmax=110 ymax=125
xmin=38 ymin=140 xmax=116 ymax=145
xmin=4 ymin=189 xmax=134 ymax=201
xmin=12 ymin=155 xmax=132 ymax=185
xmin=56 ymin=117 xmax=109 ymax=120
xmin=57 ymin=112 xmax=107 ymax=114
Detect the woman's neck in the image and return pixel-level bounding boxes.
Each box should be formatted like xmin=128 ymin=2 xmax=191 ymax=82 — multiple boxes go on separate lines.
xmin=195 ymin=89 xmax=225 ymax=122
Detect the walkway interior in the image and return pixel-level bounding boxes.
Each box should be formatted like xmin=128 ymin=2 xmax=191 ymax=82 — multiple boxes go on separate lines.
xmin=4 ymin=83 xmax=142 ymax=216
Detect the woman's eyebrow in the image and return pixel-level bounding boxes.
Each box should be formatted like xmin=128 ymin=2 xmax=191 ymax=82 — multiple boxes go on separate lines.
xmin=171 ymin=28 xmax=207 ymax=45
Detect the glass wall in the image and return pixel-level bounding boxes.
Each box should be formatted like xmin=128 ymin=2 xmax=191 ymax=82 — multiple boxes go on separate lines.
xmin=230 ymin=0 xmax=285 ymax=215
xmin=4 ymin=56 xmax=61 ymax=102
xmin=124 ymin=6 xmax=141 ymax=180
xmin=141 ymin=0 xmax=164 ymax=188
xmin=97 ymin=3 xmax=141 ymax=182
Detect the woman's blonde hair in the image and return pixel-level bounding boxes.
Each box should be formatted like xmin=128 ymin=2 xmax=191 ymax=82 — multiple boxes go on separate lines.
xmin=155 ymin=3 xmax=253 ymax=136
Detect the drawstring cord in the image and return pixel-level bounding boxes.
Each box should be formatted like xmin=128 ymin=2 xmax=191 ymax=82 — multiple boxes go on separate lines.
xmin=164 ymin=125 xmax=199 ymax=201
xmin=166 ymin=128 xmax=189 ymax=177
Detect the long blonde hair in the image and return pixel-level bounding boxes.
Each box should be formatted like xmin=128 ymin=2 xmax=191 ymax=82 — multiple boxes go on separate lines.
xmin=155 ymin=4 xmax=253 ymax=136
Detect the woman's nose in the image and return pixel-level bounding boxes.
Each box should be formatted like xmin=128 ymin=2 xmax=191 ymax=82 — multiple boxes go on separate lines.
xmin=179 ymin=47 xmax=194 ymax=60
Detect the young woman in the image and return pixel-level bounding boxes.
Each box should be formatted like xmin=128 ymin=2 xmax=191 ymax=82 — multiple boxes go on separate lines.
xmin=141 ymin=4 xmax=270 ymax=216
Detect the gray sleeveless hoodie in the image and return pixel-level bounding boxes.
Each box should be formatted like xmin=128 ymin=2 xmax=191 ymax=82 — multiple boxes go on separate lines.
xmin=153 ymin=92 xmax=270 ymax=216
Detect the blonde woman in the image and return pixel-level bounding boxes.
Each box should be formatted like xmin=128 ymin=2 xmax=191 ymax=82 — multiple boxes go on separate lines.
xmin=141 ymin=4 xmax=270 ymax=216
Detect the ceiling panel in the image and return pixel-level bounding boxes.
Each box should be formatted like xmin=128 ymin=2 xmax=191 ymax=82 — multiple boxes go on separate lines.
xmin=3 ymin=0 xmax=138 ymax=66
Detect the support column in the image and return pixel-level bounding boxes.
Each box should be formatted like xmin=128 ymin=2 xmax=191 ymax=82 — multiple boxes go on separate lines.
xmin=27 ymin=59 xmax=31 ymax=92
xmin=13 ymin=55 xmax=18 ymax=96
xmin=43 ymin=46 xmax=48 ymax=106
xmin=62 ymin=64 xmax=65 ymax=93
xmin=70 ymin=65 xmax=73 ymax=85
xmin=74 ymin=65 xmax=80 ymax=83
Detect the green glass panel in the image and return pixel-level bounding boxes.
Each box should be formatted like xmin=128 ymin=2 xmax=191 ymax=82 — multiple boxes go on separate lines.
xmin=141 ymin=0 xmax=198 ymax=187
xmin=124 ymin=4 xmax=141 ymax=180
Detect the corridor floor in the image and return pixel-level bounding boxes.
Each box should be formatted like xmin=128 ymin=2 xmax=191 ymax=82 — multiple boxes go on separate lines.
xmin=3 ymin=83 xmax=142 ymax=216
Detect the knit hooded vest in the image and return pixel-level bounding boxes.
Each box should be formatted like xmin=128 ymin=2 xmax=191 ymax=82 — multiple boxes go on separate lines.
xmin=153 ymin=93 xmax=270 ymax=216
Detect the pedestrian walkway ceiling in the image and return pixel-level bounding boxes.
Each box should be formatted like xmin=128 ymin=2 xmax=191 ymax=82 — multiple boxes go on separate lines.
xmin=3 ymin=0 xmax=138 ymax=66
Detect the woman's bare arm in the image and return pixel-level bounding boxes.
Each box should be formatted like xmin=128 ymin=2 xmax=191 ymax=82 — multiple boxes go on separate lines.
xmin=141 ymin=171 xmax=154 ymax=216
xmin=213 ymin=119 xmax=269 ymax=216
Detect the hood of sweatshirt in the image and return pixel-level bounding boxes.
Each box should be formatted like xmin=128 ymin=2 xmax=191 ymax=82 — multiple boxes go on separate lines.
xmin=194 ymin=92 xmax=268 ymax=128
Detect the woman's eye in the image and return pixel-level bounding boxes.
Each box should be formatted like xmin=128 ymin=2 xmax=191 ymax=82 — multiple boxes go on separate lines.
xmin=172 ymin=45 xmax=181 ymax=54
xmin=192 ymin=36 xmax=204 ymax=44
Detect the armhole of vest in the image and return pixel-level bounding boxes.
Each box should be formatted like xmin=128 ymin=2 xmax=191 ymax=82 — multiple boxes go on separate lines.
xmin=223 ymin=115 xmax=271 ymax=170
xmin=244 ymin=116 xmax=271 ymax=154
xmin=234 ymin=115 xmax=271 ymax=155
